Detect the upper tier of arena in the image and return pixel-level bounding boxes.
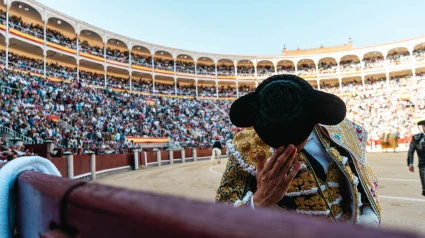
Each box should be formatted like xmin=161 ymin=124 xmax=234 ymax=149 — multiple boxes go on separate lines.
xmin=0 ymin=0 xmax=424 ymax=99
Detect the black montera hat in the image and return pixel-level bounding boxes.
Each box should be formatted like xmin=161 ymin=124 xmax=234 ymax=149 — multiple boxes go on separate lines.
xmin=229 ymin=74 xmax=346 ymax=148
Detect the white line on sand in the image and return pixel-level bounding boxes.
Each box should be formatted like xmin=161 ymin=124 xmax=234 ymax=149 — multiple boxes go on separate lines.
xmin=380 ymin=196 xmax=425 ymax=202
xmin=379 ymin=178 xmax=420 ymax=182
xmin=209 ymin=166 xmax=223 ymax=176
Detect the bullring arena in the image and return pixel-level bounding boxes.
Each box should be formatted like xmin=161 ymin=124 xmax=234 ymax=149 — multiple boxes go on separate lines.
xmin=0 ymin=0 xmax=425 ymax=237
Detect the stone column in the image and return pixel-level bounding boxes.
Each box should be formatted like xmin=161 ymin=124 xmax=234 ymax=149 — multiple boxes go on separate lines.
xmin=87 ymin=151 xmax=96 ymax=180
xmin=168 ymin=149 xmax=174 ymax=164
xmin=156 ymin=149 xmax=161 ymax=166
xmin=133 ymin=149 xmax=139 ymax=170
xmin=45 ymin=140 xmax=54 ymax=153
xmin=63 ymin=151 xmax=74 ymax=179
xmin=193 ymin=148 xmax=197 ymax=162
xmin=181 ymin=148 xmax=185 ymax=163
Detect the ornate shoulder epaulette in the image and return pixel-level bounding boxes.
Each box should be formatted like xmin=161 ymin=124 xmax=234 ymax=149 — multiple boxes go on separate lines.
xmin=319 ymin=119 xmax=368 ymax=164
xmin=413 ymin=133 xmax=423 ymax=141
xmin=226 ymin=128 xmax=273 ymax=176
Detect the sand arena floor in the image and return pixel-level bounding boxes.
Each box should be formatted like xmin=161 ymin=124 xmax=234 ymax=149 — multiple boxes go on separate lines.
xmin=96 ymin=152 xmax=425 ymax=236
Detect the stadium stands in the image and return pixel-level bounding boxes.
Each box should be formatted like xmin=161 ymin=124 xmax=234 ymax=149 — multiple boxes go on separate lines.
xmin=0 ymin=0 xmax=424 ymax=153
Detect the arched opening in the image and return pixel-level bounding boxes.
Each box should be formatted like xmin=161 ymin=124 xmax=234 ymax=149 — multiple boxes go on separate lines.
xmin=197 ymin=57 xmax=215 ymax=77
xmin=297 ymin=59 xmax=316 ymax=78
xmin=277 ymin=60 xmax=295 ymax=74
xmin=257 ymin=60 xmax=275 ymax=79
xmin=0 ymin=34 xmax=5 ymax=64
xmin=79 ymin=29 xmax=104 ymax=58
xmin=177 ymin=78 xmax=195 ymax=96
xmin=176 ymin=54 xmax=195 ymax=75
xmin=8 ymin=38 xmax=43 ymax=74
xmin=389 ymin=69 xmax=413 ymax=88
xmin=46 ymin=17 xmax=77 ymax=50
xmin=198 ymin=80 xmax=216 ymax=98
xmin=341 ymin=76 xmax=362 ymax=93
xmin=387 ymin=47 xmax=410 ymax=66
xmin=154 ymin=50 xmax=174 ymax=73
xmin=131 ymin=45 xmax=152 ymax=70
xmin=132 ymin=72 xmax=152 ymax=93
xmin=363 ymin=51 xmax=384 ymax=70
xmin=319 ymin=78 xmax=340 ymax=95
xmin=154 ymin=75 xmax=174 ymax=95
xmin=237 ymin=60 xmax=255 ymax=80
xmin=413 ymin=42 xmax=425 ymax=63
xmin=46 ymin=50 xmax=77 ymax=80
xmin=218 ymin=81 xmax=236 ymax=98
xmin=340 ymin=55 xmax=361 ymax=74
xmin=318 ymin=57 xmax=337 ymax=74
xmin=217 ymin=59 xmax=235 ymax=77
xmin=107 ymin=66 xmax=130 ymax=90
xmin=9 ymin=2 xmax=44 ymax=39
xmin=364 ymin=73 xmax=387 ymax=91
xmin=106 ymin=38 xmax=129 ymax=64
xmin=79 ymin=59 xmax=104 ymax=86
xmin=238 ymin=82 xmax=255 ymax=97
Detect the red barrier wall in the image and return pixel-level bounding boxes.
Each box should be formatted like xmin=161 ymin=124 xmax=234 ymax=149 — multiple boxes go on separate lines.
xmin=185 ymin=148 xmax=193 ymax=158
xmin=96 ymin=153 xmax=133 ymax=171
xmin=146 ymin=151 xmax=156 ymax=163
xmin=161 ymin=151 xmax=168 ymax=161
xmin=49 ymin=157 xmax=68 ymax=178
xmin=14 ymin=171 xmax=420 ymax=238
xmin=73 ymin=155 xmax=91 ymax=176
xmin=25 ymin=144 xmax=49 ymax=158
xmin=198 ymin=148 xmax=212 ymax=157
xmin=173 ymin=150 xmax=181 ymax=160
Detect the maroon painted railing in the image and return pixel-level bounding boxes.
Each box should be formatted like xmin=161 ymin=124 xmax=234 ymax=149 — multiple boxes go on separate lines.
xmin=13 ymin=171 xmax=420 ymax=238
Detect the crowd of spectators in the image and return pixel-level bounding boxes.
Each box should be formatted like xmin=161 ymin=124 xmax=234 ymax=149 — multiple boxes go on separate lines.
xmin=46 ymin=28 xmax=77 ymax=49
xmin=340 ymin=59 xmax=361 ymax=73
xmin=197 ymin=63 xmax=215 ymax=75
xmin=387 ymin=52 xmax=410 ymax=66
xmin=176 ymin=61 xmax=195 ymax=74
xmin=131 ymin=53 xmax=152 ymax=67
xmin=79 ymin=41 xmax=104 ymax=57
xmin=217 ymin=64 xmax=235 ymax=76
xmin=277 ymin=65 xmax=295 ymax=74
xmin=154 ymin=58 xmax=174 ymax=71
xmin=237 ymin=65 xmax=255 ymax=76
xmin=297 ymin=63 xmax=316 ymax=76
xmin=2 ymin=51 xmax=425 ymax=152
xmin=257 ymin=65 xmax=274 ymax=76
xmin=318 ymin=62 xmax=338 ymax=74
xmin=0 ymin=144 xmax=36 ymax=162
xmin=363 ymin=55 xmax=385 ymax=69
xmin=218 ymin=85 xmax=237 ymax=98
xmin=177 ymin=84 xmax=196 ymax=96
xmin=106 ymin=47 xmax=129 ymax=63
xmin=8 ymin=15 xmax=44 ymax=39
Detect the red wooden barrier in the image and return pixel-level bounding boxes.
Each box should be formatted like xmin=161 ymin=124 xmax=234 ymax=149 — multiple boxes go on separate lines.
xmin=161 ymin=151 xmax=168 ymax=161
xmin=14 ymin=171 xmax=420 ymax=238
xmin=96 ymin=153 xmax=133 ymax=171
xmin=173 ymin=150 xmax=181 ymax=160
xmin=198 ymin=148 xmax=212 ymax=157
xmin=73 ymin=155 xmax=91 ymax=176
xmin=185 ymin=148 xmax=193 ymax=158
xmin=25 ymin=144 xmax=49 ymax=158
xmin=146 ymin=151 xmax=156 ymax=163
xmin=49 ymin=157 xmax=68 ymax=178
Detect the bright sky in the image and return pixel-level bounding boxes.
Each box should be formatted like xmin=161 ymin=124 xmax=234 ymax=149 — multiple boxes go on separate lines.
xmin=37 ymin=0 xmax=425 ymax=55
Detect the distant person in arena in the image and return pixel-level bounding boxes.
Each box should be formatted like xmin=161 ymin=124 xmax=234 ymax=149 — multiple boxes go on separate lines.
xmin=407 ymin=120 xmax=425 ymax=196
xmin=212 ymin=136 xmax=222 ymax=165
xmin=216 ymin=75 xmax=381 ymax=226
